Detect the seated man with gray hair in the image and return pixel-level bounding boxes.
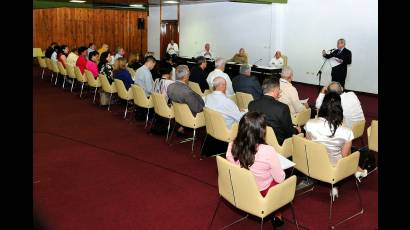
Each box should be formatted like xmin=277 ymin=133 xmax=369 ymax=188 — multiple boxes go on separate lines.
xmin=167 ymin=65 xmax=205 ymax=116
xmin=232 ymin=64 xmax=263 ymax=100
xmin=315 ymin=81 xmax=364 ymax=128
xmin=206 ymin=57 xmax=235 ymax=97
xmin=205 ymin=77 xmax=246 ymax=129
xmin=277 ymin=66 xmax=309 ymax=115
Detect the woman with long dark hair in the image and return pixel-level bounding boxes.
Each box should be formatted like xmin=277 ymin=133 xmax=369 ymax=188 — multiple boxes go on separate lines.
xmin=226 ymin=111 xmax=286 ymax=227
xmin=305 ymin=92 xmax=367 ymax=199
xmin=57 ymin=45 xmax=69 ymax=68
xmin=98 ymin=51 xmax=114 ymax=83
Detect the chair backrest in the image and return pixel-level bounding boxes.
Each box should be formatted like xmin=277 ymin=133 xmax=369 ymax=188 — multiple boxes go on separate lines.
xmin=292 ymin=108 xmax=311 ymax=126
xmin=114 ymin=79 xmax=133 ymax=100
xmin=84 ymin=69 xmax=101 ymax=88
xmin=282 ymin=55 xmax=288 ymax=67
xmin=173 ymin=102 xmax=205 ymax=128
xmin=45 ymin=58 xmax=53 ymax=71
xmin=351 ymin=119 xmax=366 ymax=139
xmin=151 ymin=92 xmax=174 ymax=119
xmin=100 ymin=74 xmax=117 ymax=93
xmin=203 ymin=107 xmax=238 ymax=142
xmin=127 ymin=67 xmax=136 ymax=79
xmin=188 ymin=81 xmax=204 ymax=97
xmin=229 ymin=94 xmax=237 ymax=105
xmin=235 ymin=92 xmax=253 ymax=111
xmin=33 ymin=48 xmax=43 ymax=57
xmin=51 ymin=60 xmax=60 ymax=73
xmin=74 ymin=66 xmax=87 ymax=83
xmin=65 ymin=64 xmax=76 ymax=79
xmin=216 ymin=156 xmax=296 ymax=218
xmin=57 ymin=62 xmax=67 ymax=76
xmin=368 ymin=120 xmax=378 ymax=152
xmin=131 ymin=84 xmax=153 ymax=109
xmin=37 ymin=57 xmax=47 ymax=68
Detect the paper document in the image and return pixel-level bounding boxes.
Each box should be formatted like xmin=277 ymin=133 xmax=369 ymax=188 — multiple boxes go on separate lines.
xmin=328 ymin=57 xmax=342 ymax=67
xmin=254 ymin=65 xmax=275 ymax=70
xmin=276 ymin=153 xmax=296 ymax=170
xmin=300 ymin=98 xmax=309 ymax=104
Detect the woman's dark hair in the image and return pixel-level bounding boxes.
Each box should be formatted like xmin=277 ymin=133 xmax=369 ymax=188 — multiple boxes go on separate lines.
xmin=98 ymin=51 xmax=110 ymax=71
xmin=231 ymin=111 xmax=267 ymax=169
xmin=318 ymin=91 xmax=343 ymax=137
xmin=58 ymin=45 xmax=67 ymax=54
xmin=78 ymin=46 xmax=87 ymax=55
xmin=88 ymin=51 xmax=99 ymax=60
xmin=159 ymin=62 xmax=173 ymax=76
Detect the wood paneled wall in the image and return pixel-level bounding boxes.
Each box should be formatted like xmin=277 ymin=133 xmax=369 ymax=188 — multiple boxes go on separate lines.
xmin=33 ymin=8 xmax=147 ymax=56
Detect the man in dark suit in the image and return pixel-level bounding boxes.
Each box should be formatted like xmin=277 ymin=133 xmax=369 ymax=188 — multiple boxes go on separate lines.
xmin=232 ymin=64 xmax=263 ymax=100
xmin=248 ymin=77 xmax=301 ymax=145
xmin=189 ymin=56 xmax=209 ymax=92
xmin=322 ymin=38 xmax=352 ymax=88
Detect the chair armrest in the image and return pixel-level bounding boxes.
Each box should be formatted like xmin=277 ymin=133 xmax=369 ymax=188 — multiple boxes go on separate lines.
xmin=332 ymin=151 xmax=360 ymax=184
xmin=263 ymin=175 xmax=297 ymax=216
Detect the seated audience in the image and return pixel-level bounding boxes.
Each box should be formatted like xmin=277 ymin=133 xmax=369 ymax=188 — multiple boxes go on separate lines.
xmin=232 ymin=64 xmax=263 ymax=100
xmin=305 ymin=92 xmax=367 ymax=199
xmin=206 ymin=58 xmax=235 ymax=97
xmin=226 ymin=111 xmax=285 ymax=227
xmin=167 ymin=65 xmax=205 ymax=116
xmin=278 ymin=66 xmax=309 ymax=115
xmin=51 ymin=45 xmax=59 ymax=61
xmin=113 ymin=57 xmax=134 ymax=90
xmin=229 ymin=48 xmax=248 ymax=64
xmin=189 ymin=56 xmax=209 ymax=93
xmin=97 ymin=44 xmax=109 ymax=55
xmin=199 ymin=43 xmax=214 ymax=59
xmin=86 ymin=51 xmax=99 ymax=79
xmin=162 ymin=54 xmax=176 ymax=81
xmin=128 ymin=52 xmax=142 ymax=70
xmin=45 ymin=42 xmax=58 ymax=59
xmin=153 ymin=62 xmax=174 ymax=102
xmin=205 ymin=77 xmax=246 ymax=128
xmin=135 ymin=56 xmax=156 ymax=96
xmin=248 ymin=77 xmax=300 ymax=145
xmin=269 ymin=51 xmax=284 ymax=69
xmin=66 ymin=48 xmax=79 ymax=67
xmin=87 ymin=43 xmax=96 ymax=59
xmin=75 ymin=46 xmax=88 ymax=74
xmin=315 ymin=81 xmax=364 ymax=129
xmin=57 ymin=45 xmax=69 ymax=68
xmin=112 ymin=47 xmax=125 ymax=64
xmin=98 ymin=51 xmax=114 ymax=83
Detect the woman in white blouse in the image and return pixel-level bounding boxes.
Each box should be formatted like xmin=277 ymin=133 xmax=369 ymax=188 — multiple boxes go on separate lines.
xmin=269 ymin=51 xmax=284 ymax=69
xmin=304 ymin=92 xmax=367 ymax=199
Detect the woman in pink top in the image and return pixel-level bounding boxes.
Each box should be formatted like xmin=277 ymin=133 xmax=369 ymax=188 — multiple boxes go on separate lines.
xmin=226 ymin=111 xmax=286 ymax=227
xmin=86 ymin=51 xmax=99 ymax=79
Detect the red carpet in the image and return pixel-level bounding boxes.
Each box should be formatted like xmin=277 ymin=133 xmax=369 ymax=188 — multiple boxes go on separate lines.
xmin=33 ymin=64 xmax=378 ymax=230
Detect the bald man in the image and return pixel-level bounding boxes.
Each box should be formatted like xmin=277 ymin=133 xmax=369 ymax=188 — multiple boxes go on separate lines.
xmin=205 ymin=77 xmax=246 ymax=128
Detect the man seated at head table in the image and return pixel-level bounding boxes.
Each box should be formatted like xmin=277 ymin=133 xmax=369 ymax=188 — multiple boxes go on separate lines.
xmin=205 ymin=77 xmax=246 ymax=129
xmin=206 ymin=58 xmax=235 ymax=97
xmin=198 ymin=43 xmax=214 ymax=59
xmin=248 ymin=77 xmax=301 ymax=145
xmin=277 ymin=66 xmax=309 ymax=115
xmin=232 ymin=64 xmax=263 ymax=100
xmin=315 ymin=81 xmax=364 ymax=129
xmin=229 ymin=48 xmax=248 ymax=64
xmin=189 ymin=56 xmax=209 ymax=93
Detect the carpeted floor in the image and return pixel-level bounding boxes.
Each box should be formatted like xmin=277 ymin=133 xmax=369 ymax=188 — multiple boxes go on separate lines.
xmin=33 ymin=64 xmax=378 ymax=230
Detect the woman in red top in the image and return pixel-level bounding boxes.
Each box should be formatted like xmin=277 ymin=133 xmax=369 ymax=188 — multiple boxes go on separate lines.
xmin=75 ymin=46 xmax=88 ymax=74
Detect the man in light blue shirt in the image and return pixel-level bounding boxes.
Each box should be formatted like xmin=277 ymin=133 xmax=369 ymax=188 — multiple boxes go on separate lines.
xmin=135 ymin=56 xmax=156 ymax=96
xmin=205 ymin=77 xmax=246 ymax=128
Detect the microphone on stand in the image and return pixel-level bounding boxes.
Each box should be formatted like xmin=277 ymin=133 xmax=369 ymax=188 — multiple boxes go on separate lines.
xmin=252 ymin=58 xmax=263 ymax=68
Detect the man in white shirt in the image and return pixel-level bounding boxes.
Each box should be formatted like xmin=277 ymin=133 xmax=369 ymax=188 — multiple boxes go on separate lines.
xmin=278 ymin=66 xmax=309 ymax=115
xmin=315 ymin=81 xmax=365 ymax=128
xmin=205 ymin=77 xmax=246 ymax=128
xmin=112 ymin=47 xmax=125 ymax=64
xmin=135 ymin=56 xmax=156 ymax=96
xmin=166 ymin=40 xmax=179 ymax=57
xmin=206 ymin=58 xmax=235 ymax=97
xmin=199 ymin=43 xmax=214 ymax=59
xmin=269 ymin=51 xmax=284 ymax=69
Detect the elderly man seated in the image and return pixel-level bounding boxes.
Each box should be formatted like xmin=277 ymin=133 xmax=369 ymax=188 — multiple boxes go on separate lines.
xmin=315 ymin=81 xmax=365 ymax=128
xmin=205 ymin=77 xmax=246 ymax=128
xmin=278 ymin=66 xmax=309 ymax=115
xmin=206 ymin=57 xmax=235 ymax=97
xmin=232 ymin=64 xmax=263 ymax=100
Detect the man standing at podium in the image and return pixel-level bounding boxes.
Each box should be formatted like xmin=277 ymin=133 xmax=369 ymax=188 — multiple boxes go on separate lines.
xmin=322 ymin=38 xmax=352 ymax=88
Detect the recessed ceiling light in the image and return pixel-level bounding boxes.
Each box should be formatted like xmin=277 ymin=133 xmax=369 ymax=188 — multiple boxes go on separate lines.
xmin=163 ymin=0 xmax=179 ymax=3
xmin=69 ymin=0 xmax=86 ymax=3
xmin=129 ymin=4 xmax=144 ymax=8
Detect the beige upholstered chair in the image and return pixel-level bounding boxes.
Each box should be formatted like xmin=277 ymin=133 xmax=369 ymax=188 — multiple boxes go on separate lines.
xmin=65 ymin=64 xmax=77 ymax=93
xmin=114 ymin=79 xmax=134 ymax=119
xmin=100 ymin=74 xmax=117 ymax=111
xmin=74 ymin=66 xmax=88 ymax=98
xmin=229 ymin=94 xmax=237 ymax=105
xmin=51 ymin=60 xmax=60 ymax=85
xmin=45 ymin=58 xmax=54 ymax=81
xmin=126 ymin=67 xmax=136 ymax=80
xmin=84 ymin=70 xmax=102 ymax=103
xmin=367 ymin=120 xmax=378 ymax=153
xmin=131 ymin=84 xmax=153 ymax=128
xmin=33 ymin=48 xmax=44 ymax=58
xmin=188 ymin=81 xmax=206 ymax=97
xmin=351 ymin=120 xmax=366 ymax=145
xmin=151 ymin=92 xmax=175 ymax=142
xmin=292 ymin=135 xmax=363 ymax=228
xmin=37 ymin=57 xmax=47 ymax=80
xmin=172 ymin=102 xmax=206 ymax=154
xmin=291 ymin=108 xmax=311 ymax=127
xmin=282 ymin=55 xmax=288 ymax=67
xmin=265 ymin=126 xmax=303 ymax=158
xmin=57 ymin=62 xmax=68 ymax=89
xmin=212 ymin=156 xmax=300 ymax=230
xmin=235 ymin=92 xmax=253 ymax=111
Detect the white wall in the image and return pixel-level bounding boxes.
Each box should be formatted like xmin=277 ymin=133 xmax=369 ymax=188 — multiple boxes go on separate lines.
xmin=148 ymin=0 xmax=378 ymax=93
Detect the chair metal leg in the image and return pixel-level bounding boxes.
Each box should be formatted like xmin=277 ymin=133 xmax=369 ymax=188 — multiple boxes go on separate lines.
xmin=200 ymin=133 xmax=208 ymax=154
xmin=108 ymin=93 xmax=113 ymax=111
xmin=55 ymin=73 xmax=59 ymax=85
xmin=261 ymin=217 xmax=264 ymax=230
xmin=93 ymin=87 xmax=98 ymax=103
xmin=62 ymin=76 xmax=66 ymax=89
xmin=71 ymin=79 xmax=75 ymax=93
xmin=290 ymin=202 xmax=300 ymax=230
xmin=145 ymin=108 xmax=150 ymax=128
xmin=124 ymin=101 xmax=129 ymax=119
xmin=80 ymin=83 xmax=84 ymax=98
xmin=165 ymin=118 xmax=172 ymax=142
xmin=51 ymin=73 xmax=54 ymax=82
xmin=191 ymin=128 xmax=196 ymax=155
xmin=41 ymin=69 xmax=45 ymax=79
xmin=208 ymin=197 xmax=222 ymax=230
xmin=218 ymin=214 xmax=249 ymax=230
xmin=168 ymin=121 xmax=177 ymax=144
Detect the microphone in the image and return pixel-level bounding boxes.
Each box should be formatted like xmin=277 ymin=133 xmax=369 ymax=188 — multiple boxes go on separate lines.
xmin=329 ymin=48 xmax=336 ymax=52
xmin=252 ymin=58 xmax=263 ymax=67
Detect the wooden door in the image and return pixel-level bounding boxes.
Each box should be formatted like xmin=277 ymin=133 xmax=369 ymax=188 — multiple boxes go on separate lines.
xmin=160 ymin=20 xmax=179 ymax=59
